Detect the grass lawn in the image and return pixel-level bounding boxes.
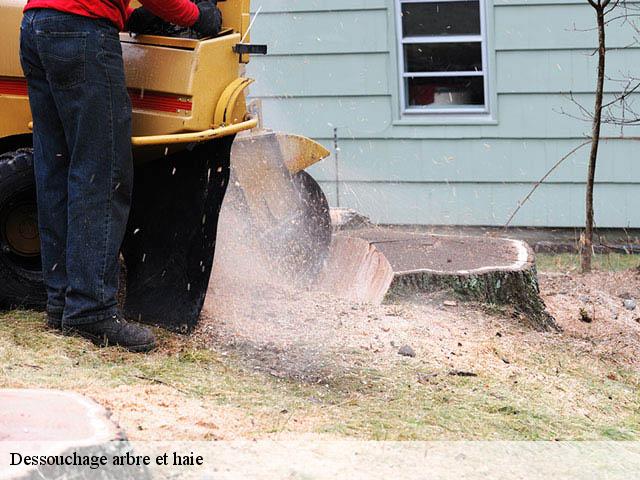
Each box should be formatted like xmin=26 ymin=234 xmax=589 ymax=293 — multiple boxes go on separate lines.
xmin=1 ymin=298 xmax=639 ymax=440
xmin=536 ymin=252 xmax=640 ymax=273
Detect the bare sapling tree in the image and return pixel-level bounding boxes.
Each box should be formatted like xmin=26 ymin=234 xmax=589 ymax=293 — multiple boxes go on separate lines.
xmin=581 ymin=0 xmax=610 ymax=272
xmin=507 ymin=0 xmax=640 ymax=273
xmin=579 ymin=0 xmax=640 ymax=271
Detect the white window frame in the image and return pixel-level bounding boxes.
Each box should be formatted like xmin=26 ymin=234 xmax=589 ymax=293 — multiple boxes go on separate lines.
xmin=395 ymin=0 xmax=491 ymax=116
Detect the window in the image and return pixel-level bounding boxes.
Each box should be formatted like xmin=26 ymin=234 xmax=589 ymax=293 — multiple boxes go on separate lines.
xmin=396 ymin=0 xmax=489 ymax=115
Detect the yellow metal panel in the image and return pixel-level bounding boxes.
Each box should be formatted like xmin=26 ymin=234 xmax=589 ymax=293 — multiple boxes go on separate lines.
xmin=188 ymin=33 xmax=243 ymax=130
xmin=274 ymin=133 xmax=331 ymax=173
xmin=122 ymin=43 xmax=197 ymax=95
xmin=126 ymin=33 xmax=242 ymax=136
xmin=131 ymin=113 xmax=189 ymax=138
xmin=218 ymin=0 xmax=246 ymax=38
xmin=0 ymin=1 xmax=25 ymax=78
xmin=0 ymin=96 xmax=32 ymax=141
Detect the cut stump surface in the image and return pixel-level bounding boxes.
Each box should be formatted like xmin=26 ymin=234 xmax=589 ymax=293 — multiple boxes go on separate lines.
xmin=318 ymin=229 xmax=558 ymax=331
xmin=0 ymin=389 xmax=133 ymax=479
xmin=0 ymin=388 xmax=120 ymax=442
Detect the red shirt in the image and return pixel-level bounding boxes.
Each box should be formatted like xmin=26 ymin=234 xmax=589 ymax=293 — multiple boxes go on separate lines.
xmin=24 ymin=0 xmax=200 ymax=31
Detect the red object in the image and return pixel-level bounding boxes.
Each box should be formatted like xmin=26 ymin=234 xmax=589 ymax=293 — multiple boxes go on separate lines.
xmin=24 ymin=0 xmax=199 ymax=32
xmin=0 ymin=77 xmax=192 ymax=114
xmin=410 ymin=84 xmax=435 ymax=106
xmin=129 ymin=89 xmax=193 ymax=113
xmin=0 ymin=77 xmax=28 ymax=97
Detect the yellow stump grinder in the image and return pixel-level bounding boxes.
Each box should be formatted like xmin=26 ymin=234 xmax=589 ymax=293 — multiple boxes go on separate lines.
xmin=0 ymin=0 xmax=332 ymax=331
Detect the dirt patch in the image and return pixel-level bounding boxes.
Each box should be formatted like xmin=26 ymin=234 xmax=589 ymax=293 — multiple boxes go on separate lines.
xmin=540 ymin=268 xmax=640 ymax=368
xmin=199 ymin=273 xmax=542 ymax=388
xmin=87 ymin=385 xmax=250 ymax=441
xmin=189 ymin=269 xmax=640 ymax=440
xmin=199 ymin=263 xmax=640 ymax=386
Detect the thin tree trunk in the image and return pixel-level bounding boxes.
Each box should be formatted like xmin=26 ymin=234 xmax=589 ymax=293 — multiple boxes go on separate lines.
xmin=581 ymin=2 xmax=607 ymax=273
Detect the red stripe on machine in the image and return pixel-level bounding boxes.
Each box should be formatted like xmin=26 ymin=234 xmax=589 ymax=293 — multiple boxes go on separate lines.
xmin=129 ymin=89 xmax=193 ymax=113
xmin=0 ymin=77 xmax=192 ymax=114
xmin=0 ymin=77 xmax=28 ymax=96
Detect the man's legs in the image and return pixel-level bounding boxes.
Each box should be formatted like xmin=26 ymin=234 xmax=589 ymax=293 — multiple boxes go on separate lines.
xmin=20 ymin=9 xmax=155 ymax=350
xmin=20 ymin=10 xmax=70 ymax=321
xmin=50 ymin=23 xmax=133 ymax=325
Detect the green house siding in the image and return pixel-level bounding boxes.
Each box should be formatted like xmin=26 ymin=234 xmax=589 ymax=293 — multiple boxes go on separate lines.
xmin=246 ymin=0 xmax=640 ymax=227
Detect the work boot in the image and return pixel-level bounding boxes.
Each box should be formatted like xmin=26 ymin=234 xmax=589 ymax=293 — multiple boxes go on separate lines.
xmin=63 ymin=313 xmax=157 ymax=353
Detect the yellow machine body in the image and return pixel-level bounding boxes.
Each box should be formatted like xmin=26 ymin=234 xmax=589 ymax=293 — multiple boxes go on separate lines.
xmin=0 ymin=0 xmax=261 ymax=147
xmin=0 ymin=0 xmax=331 ymax=331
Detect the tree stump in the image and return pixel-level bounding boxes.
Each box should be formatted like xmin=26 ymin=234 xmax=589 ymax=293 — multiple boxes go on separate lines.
xmin=0 ymin=389 xmax=152 ymax=479
xmin=318 ymin=229 xmax=558 ymax=332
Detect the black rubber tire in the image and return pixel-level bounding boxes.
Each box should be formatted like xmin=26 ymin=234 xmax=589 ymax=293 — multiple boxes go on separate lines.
xmin=0 ymin=149 xmax=46 ymax=309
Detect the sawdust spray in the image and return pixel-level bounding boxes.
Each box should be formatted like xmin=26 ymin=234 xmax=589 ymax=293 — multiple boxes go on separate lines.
xmin=200 ymin=144 xmax=358 ymax=384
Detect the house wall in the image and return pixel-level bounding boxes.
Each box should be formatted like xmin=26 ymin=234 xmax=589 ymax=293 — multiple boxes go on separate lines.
xmin=246 ymin=0 xmax=640 ymax=227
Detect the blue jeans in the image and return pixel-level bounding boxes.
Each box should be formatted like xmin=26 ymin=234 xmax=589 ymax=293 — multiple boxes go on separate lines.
xmin=20 ymin=9 xmax=133 ymax=325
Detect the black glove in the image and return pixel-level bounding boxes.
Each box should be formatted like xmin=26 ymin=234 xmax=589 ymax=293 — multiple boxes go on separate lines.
xmin=126 ymin=7 xmax=161 ymax=34
xmin=192 ymin=0 xmax=223 ymax=38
